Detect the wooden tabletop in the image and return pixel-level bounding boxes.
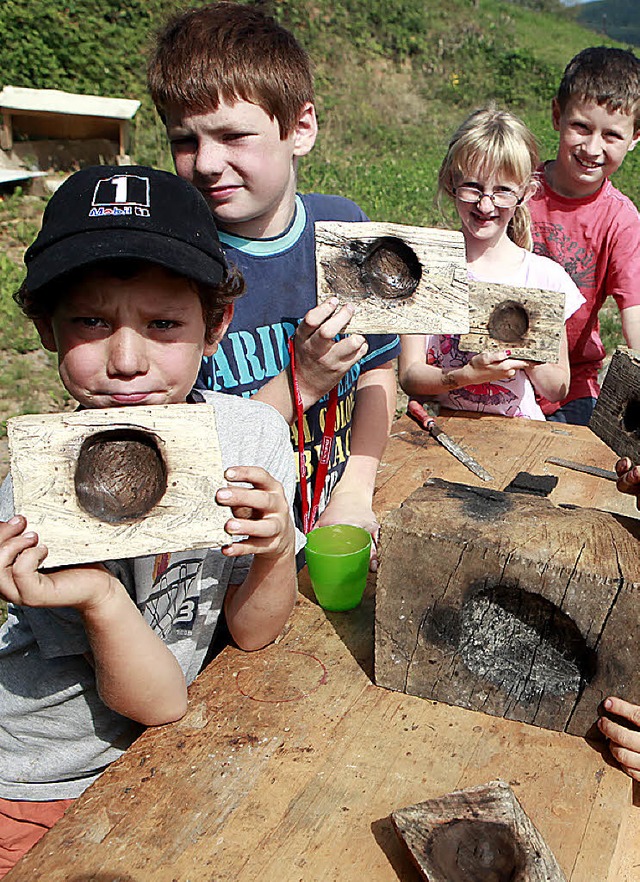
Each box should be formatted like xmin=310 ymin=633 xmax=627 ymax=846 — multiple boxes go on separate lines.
xmin=7 ymin=414 xmax=639 ymax=882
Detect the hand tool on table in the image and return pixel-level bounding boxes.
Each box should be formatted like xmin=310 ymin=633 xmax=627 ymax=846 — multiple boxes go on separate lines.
xmin=406 ymin=400 xmax=493 ymax=482
xmin=545 ymin=456 xmax=617 ymax=481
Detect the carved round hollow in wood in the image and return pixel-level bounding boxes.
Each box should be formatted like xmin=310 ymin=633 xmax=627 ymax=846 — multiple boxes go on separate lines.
xmin=458 ymin=582 xmax=596 ymax=704
xmin=74 ymin=429 xmax=167 ymax=523
xmin=428 ymin=819 xmax=526 ymax=882
xmin=621 ymin=399 xmax=640 ymax=437
xmin=487 ymin=300 xmax=529 ymax=344
xmin=358 ymin=236 xmax=421 ymax=300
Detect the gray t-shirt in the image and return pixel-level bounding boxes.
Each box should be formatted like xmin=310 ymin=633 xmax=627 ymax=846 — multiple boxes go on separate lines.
xmin=0 ymin=392 xmax=301 ymax=800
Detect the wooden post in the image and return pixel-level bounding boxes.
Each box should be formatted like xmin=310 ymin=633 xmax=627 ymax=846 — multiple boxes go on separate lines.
xmin=0 ymin=111 xmax=13 ymax=151
xmin=7 ymin=404 xmax=227 ymax=567
xmin=589 ymin=347 xmax=640 ymax=461
xmin=392 ymin=780 xmax=566 ymax=882
xmin=375 ymin=478 xmax=640 ymax=736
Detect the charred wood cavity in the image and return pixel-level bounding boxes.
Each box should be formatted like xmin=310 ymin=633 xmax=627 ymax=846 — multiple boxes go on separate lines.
xmin=351 ymin=236 xmax=421 ymax=301
xmin=427 ymin=819 xmax=526 ymax=882
xmin=487 ymin=300 xmax=530 ymax=344
xmin=458 ymin=581 xmax=596 ymax=703
xmin=74 ymin=429 xmax=167 ymax=523
xmin=622 ymin=398 xmax=640 ymax=437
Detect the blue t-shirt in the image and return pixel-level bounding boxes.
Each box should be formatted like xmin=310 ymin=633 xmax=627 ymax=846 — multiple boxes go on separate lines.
xmin=197 ymin=193 xmax=400 ymax=522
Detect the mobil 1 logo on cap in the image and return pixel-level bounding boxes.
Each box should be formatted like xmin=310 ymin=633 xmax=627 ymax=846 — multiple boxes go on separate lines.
xmin=89 ymin=174 xmax=151 ymax=218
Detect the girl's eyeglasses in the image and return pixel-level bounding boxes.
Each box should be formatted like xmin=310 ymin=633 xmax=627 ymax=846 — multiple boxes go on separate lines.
xmin=453 ymin=185 xmax=524 ymax=209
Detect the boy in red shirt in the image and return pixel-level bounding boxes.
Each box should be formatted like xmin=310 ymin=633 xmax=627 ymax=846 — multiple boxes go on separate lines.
xmin=530 ymin=46 xmax=640 ymax=425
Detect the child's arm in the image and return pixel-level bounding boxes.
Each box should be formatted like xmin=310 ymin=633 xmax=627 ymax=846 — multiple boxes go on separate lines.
xmin=621 ymin=305 xmax=640 ymax=350
xmin=398 ymin=334 xmax=529 ymax=396
xmin=314 ymin=361 xmax=397 ymax=567
xmin=598 ymin=696 xmax=640 ymax=781
xmin=253 ymin=298 xmax=368 ymax=424
xmin=217 ymin=466 xmax=297 ymax=651
xmin=524 ymin=326 xmax=570 ymax=403
xmin=0 ymin=517 xmax=187 ymax=726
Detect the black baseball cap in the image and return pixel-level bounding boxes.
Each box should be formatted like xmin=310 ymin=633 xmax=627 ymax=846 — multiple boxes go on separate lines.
xmin=25 ymin=165 xmax=227 ymax=292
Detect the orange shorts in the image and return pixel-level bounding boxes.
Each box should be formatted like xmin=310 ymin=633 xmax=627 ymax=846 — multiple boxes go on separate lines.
xmin=0 ymin=796 xmax=74 ymax=878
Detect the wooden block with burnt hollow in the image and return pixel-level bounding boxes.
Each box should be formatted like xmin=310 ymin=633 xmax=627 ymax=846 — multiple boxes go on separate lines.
xmin=392 ymin=780 xmax=566 ymax=882
xmin=458 ymin=281 xmax=565 ymax=362
xmin=375 ymin=478 xmax=640 ymax=736
xmin=315 ymin=220 xmax=469 ymax=335
xmin=590 ymin=347 xmax=640 ymax=462
xmin=7 ymin=404 xmax=227 ymax=567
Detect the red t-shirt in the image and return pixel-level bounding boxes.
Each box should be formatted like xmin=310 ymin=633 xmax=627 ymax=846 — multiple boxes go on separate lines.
xmin=529 ymin=167 xmax=640 ymax=414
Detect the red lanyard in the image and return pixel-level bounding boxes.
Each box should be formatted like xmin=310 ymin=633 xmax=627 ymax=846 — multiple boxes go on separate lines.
xmin=288 ymin=336 xmax=338 ymax=533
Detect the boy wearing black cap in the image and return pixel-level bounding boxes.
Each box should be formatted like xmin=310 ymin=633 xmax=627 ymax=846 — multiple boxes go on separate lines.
xmin=0 ymin=165 xmax=301 ymax=876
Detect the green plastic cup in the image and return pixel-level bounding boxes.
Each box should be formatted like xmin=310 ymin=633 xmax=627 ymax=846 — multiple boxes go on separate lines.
xmin=305 ymin=524 xmax=372 ymax=612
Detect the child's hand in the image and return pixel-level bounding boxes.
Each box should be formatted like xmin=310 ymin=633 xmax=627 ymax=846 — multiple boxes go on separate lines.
xmin=465 ymin=350 xmax=530 ymax=384
xmin=615 ymin=457 xmax=640 ymax=509
xmin=293 ymin=298 xmax=369 ymax=408
xmin=0 ymin=515 xmax=115 ymax=610
xmin=216 ymin=467 xmax=295 ymax=559
xmin=598 ymin=696 xmax=640 ymax=781
xmin=315 ymin=489 xmax=380 ymax=571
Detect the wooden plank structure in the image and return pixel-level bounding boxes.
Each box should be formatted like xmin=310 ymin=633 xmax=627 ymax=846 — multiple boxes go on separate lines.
xmin=0 ymin=85 xmax=140 ymax=159
xmin=590 ymin=347 xmax=640 ymax=462
xmin=459 ymin=280 xmax=565 ymax=362
xmin=5 ymin=413 xmax=640 ymax=882
xmin=7 ymin=404 xmax=227 ymax=567
xmin=392 ymin=780 xmax=567 ymax=881
xmin=374 ymin=477 xmax=640 ymax=736
xmin=315 ymin=221 xmax=469 ymax=335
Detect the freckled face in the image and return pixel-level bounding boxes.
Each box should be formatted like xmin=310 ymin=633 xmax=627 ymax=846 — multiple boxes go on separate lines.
xmin=551 ymin=98 xmax=639 ymax=198
xmin=35 ymin=265 xmax=225 ymax=409
xmin=166 ymin=98 xmax=317 ymax=239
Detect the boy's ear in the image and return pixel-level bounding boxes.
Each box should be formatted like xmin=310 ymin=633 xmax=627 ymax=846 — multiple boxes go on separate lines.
xmin=551 ymin=98 xmax=562 ymax=132
xmin=34 ymin=316 xmax=58 ymax=353
xmin=628 ymin=130 xmax=640 ymax=153
xmin=204 ymin=303 xmax=234 ymax=357
xmin=292 ymin=102 xmax=318 ymax=158
xmin=520 ymin=181 xmax=538 ymax=205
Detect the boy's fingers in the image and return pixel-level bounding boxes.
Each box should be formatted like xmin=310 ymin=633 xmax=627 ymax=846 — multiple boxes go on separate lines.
xmin=0 ymin=531 xmax=40 ymax=568
xmin=222 ymin=465 xmax=272 ymax=487
xmin=298 ymin=298 xmax=342 ymax=335
xmin=300 ymin=301 xmax=355 ymax=338
xmin=602 ymin=696 xmax=640 ymax=726
xmin=615 ymin=457 xmax=633 ymax=477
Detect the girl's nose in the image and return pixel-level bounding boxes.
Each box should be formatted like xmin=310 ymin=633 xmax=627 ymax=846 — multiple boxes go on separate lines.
xmin=477 ymin=193 xmax=495 ymax=211
xmin=107 ymin=328 xmax=149 ymax=377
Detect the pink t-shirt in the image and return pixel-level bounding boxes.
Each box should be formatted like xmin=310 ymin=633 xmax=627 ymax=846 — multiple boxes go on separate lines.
xmin=425 ymin=250 xmax=584 ymax=420
xmin=530 ymin=168 xmax=640 ymax=413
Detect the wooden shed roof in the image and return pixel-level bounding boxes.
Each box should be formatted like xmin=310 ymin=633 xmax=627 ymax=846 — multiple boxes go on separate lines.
xmin=0 ymin=86 xmax=140 ymax=120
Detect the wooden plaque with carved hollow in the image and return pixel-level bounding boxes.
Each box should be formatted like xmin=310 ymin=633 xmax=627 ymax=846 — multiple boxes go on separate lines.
xmin=458 ymin=280 xmax=565 ymax=362
xmin=7 ymin=404 xmax=227 ymax=567
xmin=590 ymin=347 xmax=640 ymax=462
xmin=315 ymin=221 xmax=470 ymax=335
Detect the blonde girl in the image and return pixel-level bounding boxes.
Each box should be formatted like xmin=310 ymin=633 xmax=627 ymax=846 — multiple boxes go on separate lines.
xmin=399 ymin=106 xmax=584 ymax=419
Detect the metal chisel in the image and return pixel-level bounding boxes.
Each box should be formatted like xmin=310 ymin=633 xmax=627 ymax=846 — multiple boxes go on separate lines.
xmin=407 ymin=400 xmax=493 ymax=482
xmin=545 ymin=456 xmax=617 ymax=481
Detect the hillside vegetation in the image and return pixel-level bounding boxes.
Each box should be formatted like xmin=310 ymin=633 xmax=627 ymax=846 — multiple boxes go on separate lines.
xmin=0 ymin=0 xmax=637 ymax=436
